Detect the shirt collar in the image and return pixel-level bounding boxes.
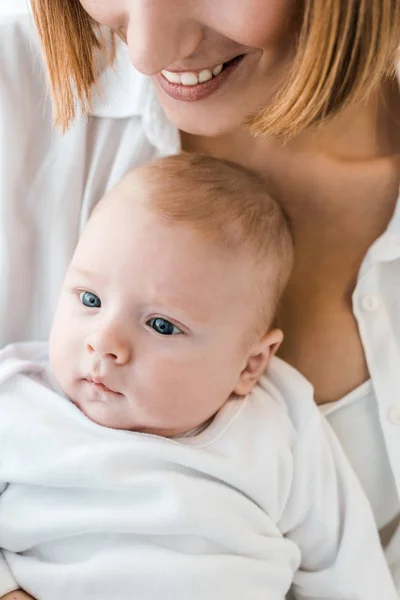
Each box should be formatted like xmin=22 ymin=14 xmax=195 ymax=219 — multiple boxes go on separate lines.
xmin=89 ymin=39 xmax=180 ymax=155
xmin=357 ymin=193 xmax=400 ymax=279
xmin=358 ymin=69 xmax=400 ymax=271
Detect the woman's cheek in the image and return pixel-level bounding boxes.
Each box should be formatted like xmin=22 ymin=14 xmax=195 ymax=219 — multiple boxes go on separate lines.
xmin=207 ymin=0 xmax=300 ymax=48
xmin=78 ymin=0 xmax=125 ymax=29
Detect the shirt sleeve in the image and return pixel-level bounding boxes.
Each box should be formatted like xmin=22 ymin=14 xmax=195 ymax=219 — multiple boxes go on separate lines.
xmin=279 ymin=411 xmax=398 ymax=600
xmin=0 ymin=485 xmax=19 ymax=596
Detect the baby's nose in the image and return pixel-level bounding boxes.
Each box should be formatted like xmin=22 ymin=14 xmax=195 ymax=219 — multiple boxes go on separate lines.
xmin=86 ymin=326 xmax=131 ymax=365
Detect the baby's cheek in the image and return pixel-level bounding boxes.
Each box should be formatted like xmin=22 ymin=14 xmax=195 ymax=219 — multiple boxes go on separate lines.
xmin=49 ymin=323 xmax=77 ymax=389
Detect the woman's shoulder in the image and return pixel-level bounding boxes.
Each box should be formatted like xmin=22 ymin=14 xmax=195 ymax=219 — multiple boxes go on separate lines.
xmin=0 ymin=12 xmax=52 ymax=138
xmin=0 ymin=13 xmax=46 ymax=100
xmin=0 ymin=11 xmax=38 ymax=45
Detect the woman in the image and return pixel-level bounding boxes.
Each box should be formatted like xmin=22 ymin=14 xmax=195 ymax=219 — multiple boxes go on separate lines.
xmin=1 ymin=1 xmax=400 ymax=598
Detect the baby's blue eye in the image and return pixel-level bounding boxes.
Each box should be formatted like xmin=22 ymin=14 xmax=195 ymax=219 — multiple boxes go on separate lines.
xmin=80 ymin=291 xmax=101 ymax=308
xmin=148 ymin=318 xmax=182 ymax=335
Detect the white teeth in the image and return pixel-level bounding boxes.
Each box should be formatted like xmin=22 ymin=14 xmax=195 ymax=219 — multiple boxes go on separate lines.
xmin=162 ymin=70 xmax=181 ymax=84
xmin=180 ymin=72 xmax=199 ymax=86
xmin=212 ymin=64 xmax=223 ymax=76
xmin=161 ymin=62 xmax=224 ymax=86
xmin=198 ymin=69 xmax=213 ymax=83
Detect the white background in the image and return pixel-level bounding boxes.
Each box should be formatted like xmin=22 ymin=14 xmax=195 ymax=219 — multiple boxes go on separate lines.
xmin=0 ymin=0 xmax=29 ymax=17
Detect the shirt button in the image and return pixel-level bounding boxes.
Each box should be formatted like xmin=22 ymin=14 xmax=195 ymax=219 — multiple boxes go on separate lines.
xmin=361 ymin=294 xmax=380 ymax=312
xmin=388 ymin=407 xmax=400 ymax=425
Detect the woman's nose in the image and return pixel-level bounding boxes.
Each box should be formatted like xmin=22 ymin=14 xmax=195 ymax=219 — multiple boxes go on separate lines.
xmin=124 ymin=1 xmax=204 ymax=75
xmin=86 ymin=325 xmax=131 ymax=365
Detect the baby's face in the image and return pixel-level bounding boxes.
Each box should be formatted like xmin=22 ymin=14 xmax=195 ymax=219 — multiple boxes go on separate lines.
xmin=50 ymin=189 xmax=268 ymax=435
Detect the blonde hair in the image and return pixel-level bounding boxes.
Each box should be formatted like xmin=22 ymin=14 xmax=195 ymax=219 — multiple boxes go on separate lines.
xmin=30 ymin=0 xmax=400 ymax=137
xmin=112 ymin=153 xmax=293 ymax=331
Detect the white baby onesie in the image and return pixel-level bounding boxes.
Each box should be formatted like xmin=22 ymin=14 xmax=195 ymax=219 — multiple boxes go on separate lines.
xmin=0 ymin=343 xmax=397 ymax=600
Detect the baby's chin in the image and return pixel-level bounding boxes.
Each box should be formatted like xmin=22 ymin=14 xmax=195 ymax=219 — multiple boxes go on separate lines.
xmin=69 ymin=387 xmax=136 ymax=431
xmin=71 ymin=394 xmax=197 ymax=437
xmin=67 ymin=388 xmax=171 ymax=435
xmin=65 ymin=381 xmax=207 ymax=437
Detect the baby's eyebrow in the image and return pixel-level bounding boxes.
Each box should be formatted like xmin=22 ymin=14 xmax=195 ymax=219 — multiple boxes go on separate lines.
xmin=68 ymin=265 xmax=97 ymax=280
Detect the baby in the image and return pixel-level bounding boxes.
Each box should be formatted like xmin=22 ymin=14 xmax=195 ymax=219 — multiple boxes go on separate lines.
xmin=0 ymin=154 xmax=397 ymax=600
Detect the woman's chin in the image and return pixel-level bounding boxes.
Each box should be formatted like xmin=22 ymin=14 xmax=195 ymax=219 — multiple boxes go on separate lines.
xmin=154 ymin=87 xmax=248 ymax=138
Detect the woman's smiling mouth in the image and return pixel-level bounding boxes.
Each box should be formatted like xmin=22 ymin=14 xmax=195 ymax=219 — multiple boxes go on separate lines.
xmin=161 ymin=62 xmax=224 ymax=85
xmin=155 ymin=55 xmax=245 ymax=102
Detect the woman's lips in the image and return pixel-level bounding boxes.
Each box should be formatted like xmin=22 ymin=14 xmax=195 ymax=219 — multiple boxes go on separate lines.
xmin=155 ymin=55 xmax=245 ymax=102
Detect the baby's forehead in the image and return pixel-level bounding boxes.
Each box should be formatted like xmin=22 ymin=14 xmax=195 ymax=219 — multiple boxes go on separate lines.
xmin=90 ymin=174 xmax=272 ymax=278
xmin=82 ymin=194 xmax=263 ymax=276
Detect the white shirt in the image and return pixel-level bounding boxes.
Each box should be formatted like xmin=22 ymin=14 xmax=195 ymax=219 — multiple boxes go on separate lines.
xmin=323 ymin=382 xmax=400 ymax=587
xmin=325 ymin=190 xmax=400 ymax=548
xmin=0 ymin=343 xmax=397 ymax=600
xmin=1 ymin=10 xmax=400 ymax=588
xmin=323 ymin=382 xmax=400 ymax=534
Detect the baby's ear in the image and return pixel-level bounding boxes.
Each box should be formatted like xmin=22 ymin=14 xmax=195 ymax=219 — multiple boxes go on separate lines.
xmin=233 ymin=329 xmax=283 ymax=396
